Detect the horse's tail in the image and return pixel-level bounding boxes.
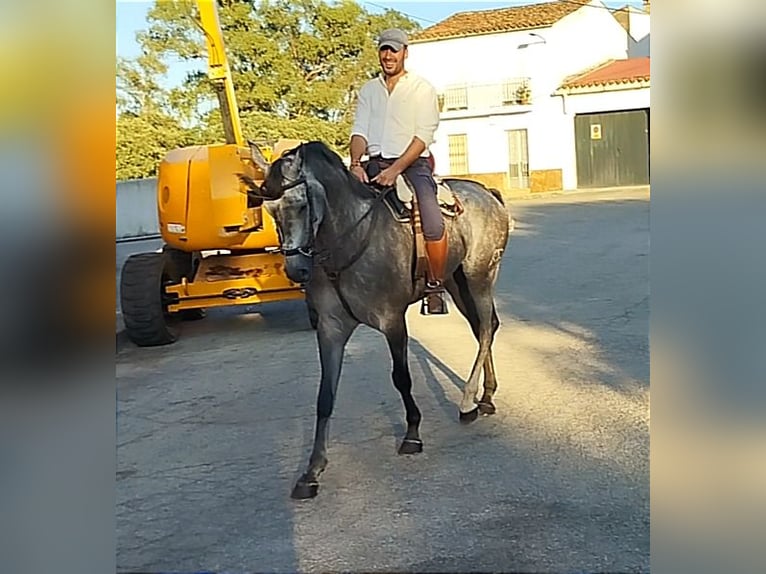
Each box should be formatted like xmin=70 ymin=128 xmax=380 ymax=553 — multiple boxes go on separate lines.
xmin=487 ymin=187 xmax=505 ymax=206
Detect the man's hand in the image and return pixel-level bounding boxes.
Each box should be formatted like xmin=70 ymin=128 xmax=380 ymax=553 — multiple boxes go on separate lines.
xmin=372 ymin=164 xmax=402 ymax=187
xmin=350 ymin=164 xmax=369 ymax=183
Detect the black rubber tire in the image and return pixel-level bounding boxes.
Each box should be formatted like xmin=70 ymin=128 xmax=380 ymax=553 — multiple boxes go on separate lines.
xmin=120 ymin=252 xmax=181 ymax=347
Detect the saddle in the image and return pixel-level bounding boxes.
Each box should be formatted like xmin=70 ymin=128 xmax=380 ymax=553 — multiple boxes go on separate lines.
xmin=381 ymin=176 xmax=464 ymax=223
xmin=371 ymin=175 xmax=463 ymax=309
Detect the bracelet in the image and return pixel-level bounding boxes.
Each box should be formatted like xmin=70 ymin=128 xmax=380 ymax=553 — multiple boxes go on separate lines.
xmin=350 ymin=160 xmax=362 ymax=168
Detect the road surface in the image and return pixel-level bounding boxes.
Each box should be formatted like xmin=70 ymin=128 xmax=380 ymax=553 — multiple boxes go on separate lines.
xmin=117 ymin=188 xmax=649 ymax=573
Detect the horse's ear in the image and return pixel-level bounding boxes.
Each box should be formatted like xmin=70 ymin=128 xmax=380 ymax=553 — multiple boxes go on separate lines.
xmin=247 ymin=141 xmax=270 ymax=174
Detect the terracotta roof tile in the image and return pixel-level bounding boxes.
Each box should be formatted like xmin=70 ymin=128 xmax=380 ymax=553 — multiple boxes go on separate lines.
xmin=411 ymin=1 xmax=584 ymax=42
xmin=559 ymin=57 xmax=650 ymax=90
xmin=611 ymin=6 xmax=631 ymax=32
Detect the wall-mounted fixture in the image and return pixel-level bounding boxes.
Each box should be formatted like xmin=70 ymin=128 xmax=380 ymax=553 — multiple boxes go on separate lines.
xmin=517 ymin=32 xmax=547 ymax=49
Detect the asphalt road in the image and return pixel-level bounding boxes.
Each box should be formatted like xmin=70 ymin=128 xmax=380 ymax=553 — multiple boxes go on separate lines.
xmin=116 ymin=188 xmax=649 ymax=573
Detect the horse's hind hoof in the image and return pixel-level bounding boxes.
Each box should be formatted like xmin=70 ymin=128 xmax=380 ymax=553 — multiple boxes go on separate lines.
xmin=291 ymin=480 xmax=319 ymax=500
xmin=459 ymin=407 xmax=479 ymax=424
xmin=398 ymin=438 xmax=423 ymax=455
xmin=477 ymin=401 xmax=496 ymax=415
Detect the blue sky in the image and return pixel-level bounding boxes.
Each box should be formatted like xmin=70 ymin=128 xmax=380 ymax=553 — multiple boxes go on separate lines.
xmin=116 ymin=1 xmax=644 ymax=83
xmin=116 ymin=1 xmax=538 ymax=59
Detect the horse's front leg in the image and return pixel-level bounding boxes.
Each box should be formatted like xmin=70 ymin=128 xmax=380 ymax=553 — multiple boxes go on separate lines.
xmin=383 ymin=317 xmax=423 ymax=454
xmin=291 ymin=308 xmax=357 ymax=500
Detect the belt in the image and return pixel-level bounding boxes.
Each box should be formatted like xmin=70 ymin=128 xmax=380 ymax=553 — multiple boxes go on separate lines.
xmin=368 ymin=154 xmax=428 ymax=161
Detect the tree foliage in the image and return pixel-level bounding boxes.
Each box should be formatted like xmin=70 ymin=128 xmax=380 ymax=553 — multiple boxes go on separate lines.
xmin=117 ymin=0 xmax=420 ymax=179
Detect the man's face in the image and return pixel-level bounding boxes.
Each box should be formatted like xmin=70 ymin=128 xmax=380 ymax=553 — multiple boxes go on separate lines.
xmin=378 ymin=45 xmax=406 ymax=77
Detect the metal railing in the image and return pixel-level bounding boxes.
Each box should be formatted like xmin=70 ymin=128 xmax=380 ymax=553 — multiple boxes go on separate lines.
xmin=439 ymin=78 xmax=532 ymax=111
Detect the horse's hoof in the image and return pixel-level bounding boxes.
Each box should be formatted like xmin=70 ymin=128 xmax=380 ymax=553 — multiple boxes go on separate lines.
xmin=459 ymin=407 xmax=479 ymax=424
xmin=477 ymin=401 xmax=496 ymax=415
xmin=291 ymin=480 xmax=319 ymax=500
xmin=398 ymin=438 xmax=423 ymax=455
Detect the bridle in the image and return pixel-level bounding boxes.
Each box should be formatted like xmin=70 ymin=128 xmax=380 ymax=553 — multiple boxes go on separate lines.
xmin=254 ymin=176 xmax=313 ymax=257
xmin=275 ymin=179 xmax=314 ymax=258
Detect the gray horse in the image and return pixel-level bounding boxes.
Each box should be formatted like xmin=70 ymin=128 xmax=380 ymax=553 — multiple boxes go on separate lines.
xmin=243 ymin=141 xmax=511 ymax=499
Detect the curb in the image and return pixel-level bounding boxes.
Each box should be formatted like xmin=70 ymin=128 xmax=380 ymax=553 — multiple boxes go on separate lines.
xmin=501 ymin=185 xmax=650 ymax=202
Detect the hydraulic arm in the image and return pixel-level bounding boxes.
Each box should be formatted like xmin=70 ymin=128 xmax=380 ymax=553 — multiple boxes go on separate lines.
xmin=196 ymin=0 xmax=244 ymax=147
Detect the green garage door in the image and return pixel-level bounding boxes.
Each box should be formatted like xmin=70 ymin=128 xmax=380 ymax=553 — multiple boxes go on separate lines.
xmin=575 ymin=109 xmax=649 ymax=188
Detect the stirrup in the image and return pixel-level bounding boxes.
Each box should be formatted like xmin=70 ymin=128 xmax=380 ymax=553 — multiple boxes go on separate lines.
xmin=420 ymin=291 xmax=448 ymax=315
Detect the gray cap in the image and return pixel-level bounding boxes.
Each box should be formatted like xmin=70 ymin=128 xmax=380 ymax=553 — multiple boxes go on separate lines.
xmin=378 ymin=28 xmax=409 ymax=51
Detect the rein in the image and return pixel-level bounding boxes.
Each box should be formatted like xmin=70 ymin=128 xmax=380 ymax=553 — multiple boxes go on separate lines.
xmin=316 ymin=184 xmax=391 ymax=281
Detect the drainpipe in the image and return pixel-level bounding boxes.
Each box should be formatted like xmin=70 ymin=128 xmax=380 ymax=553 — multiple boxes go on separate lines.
xmin=553 ymin=90 xmax=568 ymax=114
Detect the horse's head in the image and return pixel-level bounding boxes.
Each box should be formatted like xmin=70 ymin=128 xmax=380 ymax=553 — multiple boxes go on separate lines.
xmin=250 ymin=142 xmax=326 ymax=285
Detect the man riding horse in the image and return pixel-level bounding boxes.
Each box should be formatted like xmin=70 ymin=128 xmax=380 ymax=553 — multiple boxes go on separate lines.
xmin=348 ymin=28 xmax=448 ymax=314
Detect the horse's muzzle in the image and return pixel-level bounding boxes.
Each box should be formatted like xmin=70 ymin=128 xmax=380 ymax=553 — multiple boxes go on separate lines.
xmin=284 ymin=253 xmax=313 ymax=284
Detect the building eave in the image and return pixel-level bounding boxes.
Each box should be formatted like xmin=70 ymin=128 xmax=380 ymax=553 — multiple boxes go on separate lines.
xmin=410 ymin=24 xmax=553 ymax=45
xmin=555 ymin=78 xmax=650 ymax=95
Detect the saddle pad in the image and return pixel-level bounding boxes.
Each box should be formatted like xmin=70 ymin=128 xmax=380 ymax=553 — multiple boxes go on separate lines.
xmin=395 ymin=175 xmax=456 ymax=208
xmin=383 ymin=183 xmax=460 ymax=223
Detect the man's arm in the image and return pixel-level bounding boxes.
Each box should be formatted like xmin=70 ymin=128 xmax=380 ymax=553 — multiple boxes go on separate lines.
xmin=389 ymin=138 xmax=426 ymax=175
xmin=413 ymin=82 xmax=439 ymax=150
xmin=349 ymin=85 xmax=371 ymax=181
xmin=349 ymin=134 xmax=368 ymax=166
xmin=395 ymin=82 xmax=439 ymax=173
xmin=371 ymin=137 xmax=426 ymax=186
xmin=349 ymin=135 xmax=369 ymax=182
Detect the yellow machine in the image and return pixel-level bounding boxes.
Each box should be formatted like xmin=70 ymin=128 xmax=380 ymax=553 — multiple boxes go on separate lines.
xmin=120 ymin=0 xmax=308 ymax=347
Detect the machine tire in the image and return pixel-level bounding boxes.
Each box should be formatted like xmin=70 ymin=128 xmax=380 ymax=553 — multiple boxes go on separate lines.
xmin=120 ymin=252 xmax=181 ymax=347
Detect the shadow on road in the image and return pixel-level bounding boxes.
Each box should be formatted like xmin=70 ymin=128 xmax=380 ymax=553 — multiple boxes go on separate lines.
xmin=116 ymin=191 xmax=649 ymax=572
xmin=117 ymin=299 xmax=316 ymax=573
xmin=498 ymin=198 xmax=649 ymax=396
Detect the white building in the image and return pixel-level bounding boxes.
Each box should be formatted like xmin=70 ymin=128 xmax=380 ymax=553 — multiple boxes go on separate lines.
xmin=555 ymin=57 xmax=650 ymax=188
xmin=406 ymin=0 xmax=650 ymax=192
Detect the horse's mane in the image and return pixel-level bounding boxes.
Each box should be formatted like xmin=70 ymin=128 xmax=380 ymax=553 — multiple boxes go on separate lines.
xmin=301 ymin=141 xmax=374 ymax=200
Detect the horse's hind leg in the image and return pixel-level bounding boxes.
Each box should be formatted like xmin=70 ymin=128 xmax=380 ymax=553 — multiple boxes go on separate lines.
xmin=477 ymin=307 xmax=500 ymax=414
xmin=445 ymin=276 xmax=500 ymax=416
xmin=445 ymin=267 xmax=501 ymax=422
xmin=383 ymin=317 xmax=423 ymax=454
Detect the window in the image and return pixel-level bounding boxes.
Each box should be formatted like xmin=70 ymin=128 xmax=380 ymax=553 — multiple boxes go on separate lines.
xmin=448 ymin=134 xmax=468 ymax=174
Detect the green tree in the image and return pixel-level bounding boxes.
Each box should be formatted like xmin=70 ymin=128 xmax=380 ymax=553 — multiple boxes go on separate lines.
xmin=116 ymin=38 xmax=207 ymax=179
xmin=116 ymin=0 xmax=420 ymax=178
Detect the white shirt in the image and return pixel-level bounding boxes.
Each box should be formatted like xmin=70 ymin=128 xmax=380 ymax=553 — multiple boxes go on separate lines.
xmin=351 ymin=72 xmax=439 ymax=159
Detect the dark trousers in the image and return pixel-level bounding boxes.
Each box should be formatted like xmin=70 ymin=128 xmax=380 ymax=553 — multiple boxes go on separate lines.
xmin=367 ymin=156 xmax=445 ymax=241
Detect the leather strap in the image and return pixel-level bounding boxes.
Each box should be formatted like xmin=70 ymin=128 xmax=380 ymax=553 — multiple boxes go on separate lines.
xmin=410 ymin=185 xmax=428 ymax=284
